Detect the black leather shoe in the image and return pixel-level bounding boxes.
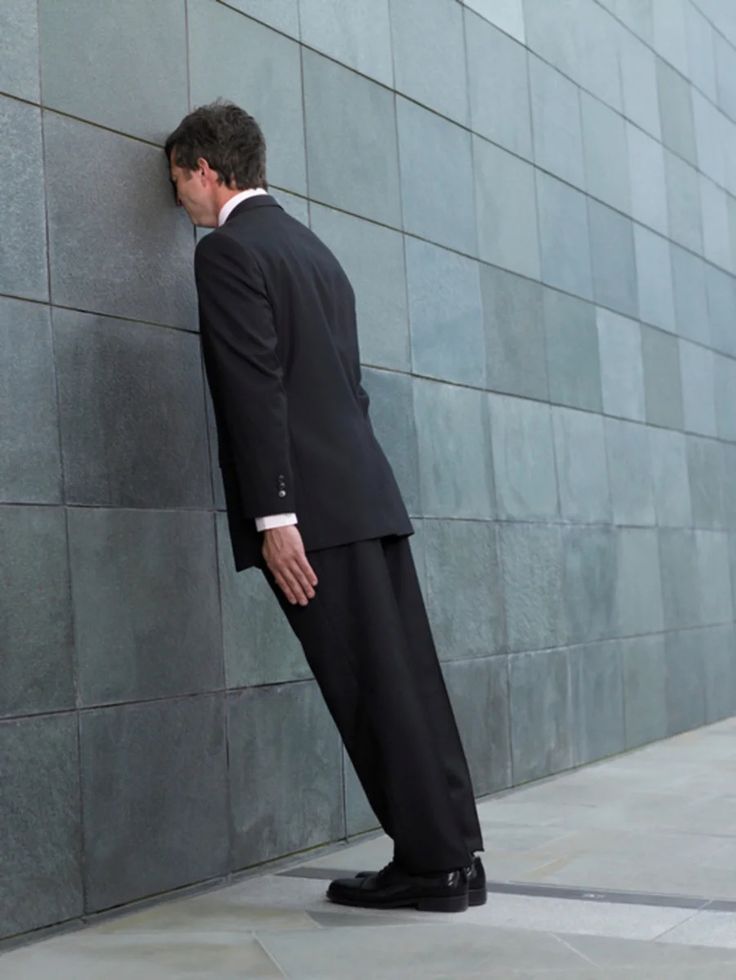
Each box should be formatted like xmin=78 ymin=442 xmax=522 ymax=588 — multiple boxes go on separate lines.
xmin=327 ymin=858 xmax=471 ymax=912
xmin=353 ymin=855 xmax=487 ymax=907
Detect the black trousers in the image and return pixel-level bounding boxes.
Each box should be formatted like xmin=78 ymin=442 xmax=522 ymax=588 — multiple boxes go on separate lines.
xmin=260 ymin=533 xmax=484 ymax=874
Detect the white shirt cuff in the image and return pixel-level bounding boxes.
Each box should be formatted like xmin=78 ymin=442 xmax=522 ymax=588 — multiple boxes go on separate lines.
xmin=255 ymin=513 xmax=298 ymax=531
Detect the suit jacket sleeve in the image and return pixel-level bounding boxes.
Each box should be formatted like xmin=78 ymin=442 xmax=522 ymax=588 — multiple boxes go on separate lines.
xmin=194 ymin=231 xmax=295 ymax=517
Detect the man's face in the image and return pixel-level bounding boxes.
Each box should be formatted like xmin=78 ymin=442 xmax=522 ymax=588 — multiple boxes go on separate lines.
xmin=169 ymin=151 xmax=219 ymax=228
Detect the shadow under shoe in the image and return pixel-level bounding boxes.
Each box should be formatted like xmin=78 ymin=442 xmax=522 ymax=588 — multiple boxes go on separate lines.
xmin=327 ymin=858 xmax=471 ymax=913
xmin=353 ymin=854 xmax=487 ymax=907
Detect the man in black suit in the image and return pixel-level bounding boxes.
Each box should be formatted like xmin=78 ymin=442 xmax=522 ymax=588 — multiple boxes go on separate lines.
xmin=165 ymin=100 xmax=485 ymax=913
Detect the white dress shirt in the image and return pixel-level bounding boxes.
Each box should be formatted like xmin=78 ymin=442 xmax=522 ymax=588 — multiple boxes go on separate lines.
xmin=217 ymin=188 xmax=298 ymax=533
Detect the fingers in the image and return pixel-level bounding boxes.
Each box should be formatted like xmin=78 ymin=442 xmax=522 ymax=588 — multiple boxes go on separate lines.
xmin=274 ymin=555 xmax=318 ymax=606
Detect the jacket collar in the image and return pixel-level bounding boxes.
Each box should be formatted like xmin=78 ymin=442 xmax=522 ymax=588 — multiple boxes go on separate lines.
xmin=224 ymin=193 xmax=283 ymax=223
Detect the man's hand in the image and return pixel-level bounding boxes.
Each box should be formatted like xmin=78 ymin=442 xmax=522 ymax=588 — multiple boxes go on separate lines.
xmin=262 ymin=525 xmax=318 ymax=605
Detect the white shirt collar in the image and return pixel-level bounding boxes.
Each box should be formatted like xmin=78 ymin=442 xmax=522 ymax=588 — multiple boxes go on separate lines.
xmin=217 ymin=187 xmax=270 ymax=226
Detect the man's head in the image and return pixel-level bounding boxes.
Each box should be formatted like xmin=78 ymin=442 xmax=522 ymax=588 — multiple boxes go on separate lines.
xmin=164 ymin=99 xmax=268 ymax=227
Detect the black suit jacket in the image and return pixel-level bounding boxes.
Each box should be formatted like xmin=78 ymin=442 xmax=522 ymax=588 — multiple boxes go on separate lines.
xmin=194 ymin=193 xmax=414 ymax=572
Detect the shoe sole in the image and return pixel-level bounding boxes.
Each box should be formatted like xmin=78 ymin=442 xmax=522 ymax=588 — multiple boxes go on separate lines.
xmin=327 ymin=890 xmax=470 ymax=913
xmin=469 ymin=886 xmax=487 ymax=907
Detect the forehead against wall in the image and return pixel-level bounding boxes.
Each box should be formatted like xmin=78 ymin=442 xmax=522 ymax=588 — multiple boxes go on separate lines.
xmin=1 ymin=0 xmax=736 ymax=949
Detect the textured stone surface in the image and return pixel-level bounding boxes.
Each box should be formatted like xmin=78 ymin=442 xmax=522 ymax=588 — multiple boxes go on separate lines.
xmin=228 ymin=682 xmax=343 ymax=868
xmin=0 ymin=714 xmax=83 ymax=937
xmin=53 ymin=308 xmax=211 ymax=508
xmin=303 ymin=48 xmax=400 ymax=225
xmin=44 ymin=112 xmax=197 ymax=326
xmin=399 ymin=98 xmax=476 ymax=254
xmin=67 ymin=507 xmax=223 ymax=705
xmin=38 ymin=0 xmax=187 ymax=142
xmin=0 ymin=507 xmax=75 ymax=720
xmin=80 ymin=695 xmax=230 ymax=912
xmin=0 ymin=98 xmax=47 ymax=301
xmin=0 ymin=297 xmax=61 ymax=503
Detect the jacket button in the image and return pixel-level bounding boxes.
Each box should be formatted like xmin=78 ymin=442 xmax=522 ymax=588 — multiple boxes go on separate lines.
xmin=278 ymin=489 xmax=286 ymax=497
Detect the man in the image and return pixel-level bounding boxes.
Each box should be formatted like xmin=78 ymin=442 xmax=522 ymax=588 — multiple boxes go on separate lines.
xmin=165 ymin=99 xmax=485 ymax=913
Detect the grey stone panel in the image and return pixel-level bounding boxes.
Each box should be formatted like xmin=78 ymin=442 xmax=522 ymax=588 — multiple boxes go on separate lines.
xmin=228 ymin=681 xmax=343 ymax=868
xmin=441 ymin=655 xmax=512 ymax=798
xmin=569 ymin=638 xmax=625 ymax=766
xmin=618 ymin=29 xmax=661 ymax=138
xmin=665 ymin=627 xmax=706 ymax=736
xmin=603 ymin=416 xmax=656 ymax=526
xmin=53 ymin=308 xmax=211 ymax=508
xmin=303 ymin=49 xmax=400 ymax=226
xmin=0 ymin=297 xmax=62 ymax=503
xmin=67 ymin=507 xmax=223 ymax=705
xmin=43 ymin=112 xmax=197 ymax=327
xmin=655 ymin=56 xmax=697 ymax=166
xmin=523 ymin=0 xmax=622 ymax=111
xmin=509 ymin=647 xmax=573 ymax=784
xmin=188 ymin=0 xmax=306 ymax=196
xmin=536 ymin=170 xmax=593 ymax=300
xmin=658 ymin=527 xmax=701 ymax=630
xmin=694 ymin=528 xmax=734 ymax=626
xmin=465 ymin=9 xmax=532 ymax=159
xmin=423 ymin=518 xmax=506 ymax=662
xmin=390 ymin=0 xmax=468 ymax=125
xmin=722 ymin=443 xmax=736 ymax=530
xmin=479 ymin=264 xmax=547 ymax=401
xmin=309 ymin=203 xmax=411 ymax=372
xmin=362 ymin=367 xmax=420 ymax=516
xmin=38 ymin=0 xmax=187 ymax=144
xmin=714 ymin=30 xmax=736 ymax=121
xmin=399 ymin=98 xmax=477 ymax=255
xmin=542 ymin=288 xmax=602 ymax=412
xmin=299 ymin=0 xmax=393 ymax=86
xmin=561 ymin=524 xmax=618 ymax=645
xmin=679 ymin=340 xmax=717 ymax=437
xmin=687 ymin=433 xmax=726 ymax=529
xmin=596 ymin=308 xmax=646 ymax=422
xmin=701 ymin=178 xmax=732 ymax=272
xmin=703 ymin=623 xmax=736 ymax=723
xmin=80 ymin=695 xmax=230 ymax=912
xmin=528 ymin=52 xmax=584 ymax=188
xmin=224 ymin=0 xmax=299 ymax=37
xmin=634 ymin=224 xmax=676 ymax=332
xmin=587 ymin=199 xmax=639 ymax=319
xmin=1 ymin=97 xmax=47 ymax=301
xmin=0 ymin=0 xmax=40 ymax=101
xmin=580 ymin=90 xmax=631 ymax=214
xmin=552 ymin=407 xmax=611 ymax=524
xmin=648 ymin=427 xmax=692 ymax=528
xmin=487 ymin=392 xmax=559 ymax=520
xmin=621 ymin=633 xmax=668 ymax=750
xmin=613 ymin=527 xmax=664 ymax=637
xmin=217 ymin=512 xmax=311 ymax=688
xmin=498 ymin=522 xmax=566 ymax=653
xmin=463 ymin=0 xmax=525 ymax=41
xmin=644 ymin=341 xmax=682 ymax=448
xmin=692 ymin=89 xmax=725 ymax=188
xmin=473 ymin=136 xmax=539 ymax=278
xmin=670 ymin=244 xmax=710 ymax=346
xmin=0 ymin=714 xmax=83 ymax=939
xmin=664 ymin=150 xmax=703 ymax=255
xmin=706 ymin=264 xmax=736 ymax=358
xmin=0 ymin=506 xmax=75 ymax=719
xmin=651 ymin=0 xmax=690 ymax=75
xmin=405 ymin=237 xmax=485 ymax=387
xmin=626 ymin=121 xmax=669 ymax=236
xmin=413 ymin=376 xmax=495 ymax=519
